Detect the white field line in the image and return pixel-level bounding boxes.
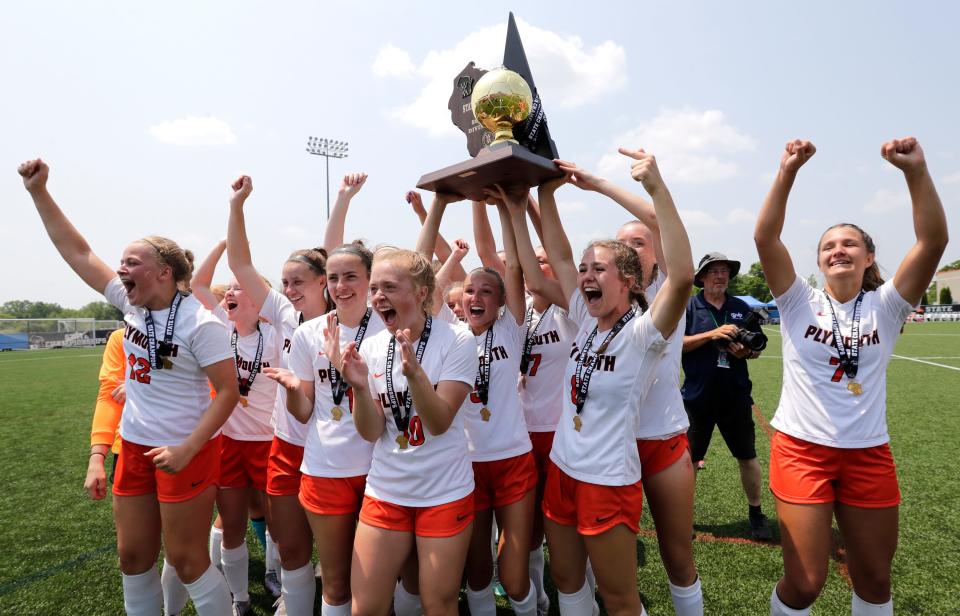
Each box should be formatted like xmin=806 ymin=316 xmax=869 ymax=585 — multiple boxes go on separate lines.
xmin=891 ymin=355 xmax=960 ymax=372
xmin=0 ymin=353 xmax=102 ymax=365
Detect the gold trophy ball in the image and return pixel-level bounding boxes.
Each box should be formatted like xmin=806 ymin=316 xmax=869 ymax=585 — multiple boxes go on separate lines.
xmin=470 ymin=68 xmax=532 ymax=146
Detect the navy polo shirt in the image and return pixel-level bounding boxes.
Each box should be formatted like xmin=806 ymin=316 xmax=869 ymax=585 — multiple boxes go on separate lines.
xmin=681 ymin=292 xmax=758 ymax=404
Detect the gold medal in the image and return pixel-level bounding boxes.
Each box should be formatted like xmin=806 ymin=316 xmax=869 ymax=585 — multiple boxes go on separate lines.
xmin=847 ymin=380 xmax=863 ymax=396
xmin=162 ymin=357 xmax=174 ymax=370
xmin=239 ymin=397 xmax=249 ymax=407
xmin=331 ymin=406 xmax=343 ymax=421
xmin=396 ymin=433 xmax=409 ymax=450
xmin=573 ymin=415 xmax=582 ymax=432
xmin=480 ymin=407 xmax=491 ymax=422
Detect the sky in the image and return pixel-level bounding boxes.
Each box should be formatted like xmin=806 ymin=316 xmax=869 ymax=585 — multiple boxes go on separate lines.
xmin=2 ymin=1 xmax=958 ymax=306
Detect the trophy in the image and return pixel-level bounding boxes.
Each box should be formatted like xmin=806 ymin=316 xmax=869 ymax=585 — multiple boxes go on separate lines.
xmin=416 ymin=13 xmax=563 ymax=201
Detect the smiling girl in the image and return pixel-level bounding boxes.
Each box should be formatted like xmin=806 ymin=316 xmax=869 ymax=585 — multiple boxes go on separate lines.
xmin=755 ymin=138 xmax=948 ymax=616
xmin=19 ymin=158 xmax=239 ymax=616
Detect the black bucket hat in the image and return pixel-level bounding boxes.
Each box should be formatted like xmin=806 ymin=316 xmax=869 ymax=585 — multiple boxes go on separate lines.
xmin=694 ymin=252 xmax=741 ymax=287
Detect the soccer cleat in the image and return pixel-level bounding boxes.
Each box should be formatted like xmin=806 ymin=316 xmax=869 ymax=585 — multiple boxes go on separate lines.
xmin=233 ymin=600 xmax=251 ymax=616
xmin=264 ymin=570 xmax=281 ymax=598
xmin=749 ymin=513 xmax=773 ymax=541
xmin=272 ymin=596 xmax=287 ymax=616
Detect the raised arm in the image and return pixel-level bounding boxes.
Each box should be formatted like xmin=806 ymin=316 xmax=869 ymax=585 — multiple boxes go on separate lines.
xmin=494 ymin=198 xmax=528 ymax=325
xmin=556 ymin=160 xmax=666 ymax=272
xmin=435 ymin=239 xmax=470 ymax=311
xmin=322 ymin=172 xmax=368 ymax=252
xmin=754 ymin=140 xmax=815 ymax=296
xmin=525 ymin=195 xmax=546 ymax=245
xmin=620 ymin=149 xmax=695 ymax=336
xmin=18 ymin=159 xmax=115 ymax=294
xmin=472 ymin=201 xmax=507 ymax=277
xmin=407 ymin=191 xmax=466 ymax=280
xmin=505 ymin=191 xmax=568 ymax=309
xmin=226 ymin=175 xmax=271 ymax=310
xmin=537 ymin=175 xmax=579 ymax=302
xmin=882 ymin=138 xmax=949 ymax=305
xmin=191 ymin=239 xmax=226 ymax=310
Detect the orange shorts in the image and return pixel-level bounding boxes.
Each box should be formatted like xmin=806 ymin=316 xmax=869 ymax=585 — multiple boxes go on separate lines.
xmin=359 ymin=493 xmax=474 ymax=538
xmin=113 ymin=436 xmax=220 ymax=503
xmin=541 ymin=461 xmax=643 ymax=535
xmin=299 ymin=474 xmax=366 ymax=515
xmin=219 ymin=436 xmax=271 ymax=491
xmin=528 ymin=431 xmax=555 ymax=480
xmin=473 ymin=452 xmax=538 ymax=511
xmin=769 ymin=431 xmax=901 ymax=508
xmin=637 ymin=433 xmax=689 ymax=478
xmin=265 ymin=437 xmax=304 ymax=497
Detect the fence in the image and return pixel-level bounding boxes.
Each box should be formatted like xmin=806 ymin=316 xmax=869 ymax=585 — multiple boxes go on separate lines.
xmin=0 ymin=318 xmax=123 ymax=350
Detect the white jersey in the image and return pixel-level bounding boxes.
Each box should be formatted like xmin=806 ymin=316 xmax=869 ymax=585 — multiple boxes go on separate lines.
xmin=549 ymin=290 xmax=669 ymax=486
xmin=771 ymin=276 xmax=912 ymax=448
xmin=360 ymin=319 xmax=477 ymax=507
xmin=211 ymin=305 xmax=281 ymax=441
xmin=462 ymin=312 xmax=532 ymax=462
xmin=635 ymin=271 xmax=689 ymax=439
xmin=289 ymin=309 xmax=386 ymax=477
xmin=259 ymin=289 xmax=309 ymax=446
xmin=519 ymin=301 xmax=578 ymax=432
xmin=104 ymin=278 xmax=233 ymax=447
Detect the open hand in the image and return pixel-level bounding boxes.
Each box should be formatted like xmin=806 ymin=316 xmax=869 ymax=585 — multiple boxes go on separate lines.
xmin=340 ymin=341 xmax=370 ymax=389
xmin=263 ymin=367 xmax=301 ymax=392
xmin=323 ymin=312 xmax=343 ymax=371
xmin=554 ymin=160 xmax=604 ymax=192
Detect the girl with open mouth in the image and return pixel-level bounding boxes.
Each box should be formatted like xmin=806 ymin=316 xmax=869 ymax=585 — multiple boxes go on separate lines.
xmin=533 ymin=147 xmax=695 ymax=616
xmin=19 ymin=158 xmax=240 ymax=615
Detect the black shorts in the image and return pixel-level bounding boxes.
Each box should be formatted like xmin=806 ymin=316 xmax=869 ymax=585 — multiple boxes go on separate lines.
xmin=109 ymin=453 xmax=119 ymax=484
xmin=684 ymin=397 xmax=756 ymax=462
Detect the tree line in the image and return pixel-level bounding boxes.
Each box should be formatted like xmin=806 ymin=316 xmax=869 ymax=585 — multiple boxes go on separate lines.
xmin=0 ymin=299 xmax=123 ymax=321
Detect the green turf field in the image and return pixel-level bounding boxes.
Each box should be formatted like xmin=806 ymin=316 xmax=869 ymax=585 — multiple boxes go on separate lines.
xmin=0 ymin=322 xmax=957 ymax=615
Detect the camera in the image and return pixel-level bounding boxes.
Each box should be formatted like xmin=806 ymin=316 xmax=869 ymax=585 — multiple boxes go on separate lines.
xmin=716 ymin=311 xmax=768 ymax=352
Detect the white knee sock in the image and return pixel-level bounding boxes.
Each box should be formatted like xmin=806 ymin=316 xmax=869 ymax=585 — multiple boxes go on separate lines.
xmin=221 ymin=542 xmax=250 ymax=602
xmin=394 ymin=580 xmax=423 ymax=616
xmin=852 ymin=592 xmax=893 ymax=616
xmin=509 ymin=580 xmax=538 ymax=616
xmin=585 ymin=559 xmax=596 ymax=591
xmin=557 ymin=579 xmax=597 ymax=616
xmin=184 ymin=564 xmax=232 ymax=616
xmin=160 ymin=558 xmax=189 ymax=616
xmin=466 ymin=581 xmax=497 ymax=616
xmin=668 ymin=576 xmax=703 ymax=616
xmin=770 ymin=585 xmax=811 ymax=616
xmin=121 ymin=567 xmax=163 ymax=616
xmin=281 ymin=563 xmax=317 ymax=616
xmin=529 ymin=547 xmax=547 ymax=605
xmin=321 ymin=596 xmax=352 ymax=616
xmin=265 ymin=529 xmax=280 ymax=573
xmin=208 ymin=526 xmax=223 ymax=571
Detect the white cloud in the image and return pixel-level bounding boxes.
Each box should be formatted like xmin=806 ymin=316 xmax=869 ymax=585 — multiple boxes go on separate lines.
xmin=943 ymin=171 xmax=960 ymax=184
xmin=372 ymin=44 xmax=416 ymax=78
xmin=148 ymin=115 xmax=237 ymax=146
xmin=679 ymin=209 xmax=720 ymax=228
xmin=375 ymin=19 xmax=626 ymax=137
xmin=862 ymin=188 xmax=908 ymax=214
xmin=726 ymin=208 xmax=755 ymax=224
xmin=597 ymin=108 xmax=755 ymax=184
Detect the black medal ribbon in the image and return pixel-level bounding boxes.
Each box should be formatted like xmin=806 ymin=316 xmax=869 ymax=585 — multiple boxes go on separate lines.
xmin=329 ymin=308 xmax=372 ymax=406
xmin=144 ymin=292 xmax=184 ymax=370
xmin=825 ymin=291 xmax=865 ymax=379
xmin=385 ymin=316 xmax=433 ymax=433
xmin=232 ymin=323 xmax=264 ymax=396
xmin=474 ymin=326 xmax=495 ymax=406
xmin=573 ymin=307 xmax=635 ymax=415
xmin=520 ymin=305 xmax=551 ymax=374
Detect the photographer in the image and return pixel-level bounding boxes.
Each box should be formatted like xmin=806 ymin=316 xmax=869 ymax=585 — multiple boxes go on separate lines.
xmin=682 ymin=253 xmax=772 ymax=540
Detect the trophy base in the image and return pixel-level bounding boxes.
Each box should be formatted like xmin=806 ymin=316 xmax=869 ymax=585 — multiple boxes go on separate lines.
xmin=416 ymin=143 xmax=563 ymax=202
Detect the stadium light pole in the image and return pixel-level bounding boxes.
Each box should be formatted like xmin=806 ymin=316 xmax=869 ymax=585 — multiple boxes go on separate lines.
xmin=305 ymin=137 xmax=350 ymax=219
